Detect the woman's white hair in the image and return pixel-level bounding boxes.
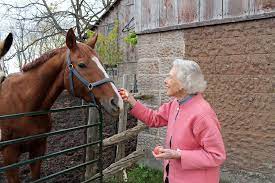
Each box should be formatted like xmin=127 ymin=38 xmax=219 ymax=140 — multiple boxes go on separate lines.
xmin=173 ymin=59 xmax=207 ymax=94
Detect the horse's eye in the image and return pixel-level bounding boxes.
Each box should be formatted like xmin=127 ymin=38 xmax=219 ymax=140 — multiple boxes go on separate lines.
xmin=78 ymin=62 xmax=86 ymax=68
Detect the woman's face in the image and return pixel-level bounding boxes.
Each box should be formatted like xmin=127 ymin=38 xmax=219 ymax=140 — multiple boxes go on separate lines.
xmin=164 ymin=67 xmax=185 ymax=98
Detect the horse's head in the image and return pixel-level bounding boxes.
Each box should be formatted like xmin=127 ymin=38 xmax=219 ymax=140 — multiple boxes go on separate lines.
xmin=63 ymin=28 xmax=123 ymax=116
xmin=0 ymin=33 xmax=13 ymax=59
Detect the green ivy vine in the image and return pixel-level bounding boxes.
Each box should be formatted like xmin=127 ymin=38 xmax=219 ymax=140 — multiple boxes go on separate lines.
xmin=86 ymin=20 xmax=122 ymax=67
xmin=124 ymin=31 xmax=138 ymax=46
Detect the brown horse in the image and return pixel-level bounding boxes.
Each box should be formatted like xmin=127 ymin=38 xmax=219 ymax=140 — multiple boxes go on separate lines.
xmin=0 ymin=33 xmax=13 ymax=82
xmin=0 ymin=28 xmax=123 ymax=183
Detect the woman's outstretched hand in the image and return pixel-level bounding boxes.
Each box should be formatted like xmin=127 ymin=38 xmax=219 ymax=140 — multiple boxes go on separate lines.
xmin=118 ymin=88 xmax=137 ymax=106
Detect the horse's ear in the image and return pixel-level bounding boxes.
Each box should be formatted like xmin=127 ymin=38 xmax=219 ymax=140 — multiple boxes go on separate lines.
xmin=86 ymin=33 xmax=98 ymax=49
xmin=0 ymin=33 xmax=13 ymax=57
xmin=66 ymin=28 xmax=77 ymax=50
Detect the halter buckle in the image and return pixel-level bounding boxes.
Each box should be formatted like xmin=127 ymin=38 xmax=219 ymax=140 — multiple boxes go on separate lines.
xmin=69 ymin=64 xmax=74 ymax=70
xmin=88 ymin=83 xmax=94 ymax=90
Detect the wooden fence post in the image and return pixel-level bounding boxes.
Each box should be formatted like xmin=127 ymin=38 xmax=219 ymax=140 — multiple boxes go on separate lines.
xmin=85 ymin=107 xmax=99 ymax=180
xmin=115 ymin=74 xmax=130 ymax=181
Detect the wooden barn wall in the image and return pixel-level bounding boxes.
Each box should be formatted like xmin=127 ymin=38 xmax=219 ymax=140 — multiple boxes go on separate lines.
xmin=135 ymin=0 xmax=275 ymax=32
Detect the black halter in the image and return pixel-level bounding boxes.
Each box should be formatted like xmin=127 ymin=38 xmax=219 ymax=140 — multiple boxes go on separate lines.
xmin=66 ymin=49 xmax=114 ymax=104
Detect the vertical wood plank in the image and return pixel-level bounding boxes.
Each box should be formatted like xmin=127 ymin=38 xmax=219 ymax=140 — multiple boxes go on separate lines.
xmin=223 ymin=0 xmax=250 ymax=18
xmin=85 ymin=107 xmax=99 ymax=180
xmin=115 ymin=74 xmax=130 ymax=162
xmin=159 ymin=0 xmax=178 ymax=27
xmin=200 ymin=0 xmax=223 ymax=21
xmin=134 ymin=0 xmax=142 ymax=32
xmin=141 ymin=0 xmax=159 ymax=30
xmin=178 ymin=0 xmax=199 ymax=24
xmin=254 ymin=0 xmax=275 ymax=14
xmin=114 ymin=74 xmax=131 ymax=181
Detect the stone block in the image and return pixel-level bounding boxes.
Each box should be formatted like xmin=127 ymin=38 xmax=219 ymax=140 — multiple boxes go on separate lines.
xmin=215 ymin=75 xmax=273 ymax=94
xmin=160 ymin=30 xmax=184 ymax=43
xmin=186 ymin=56 xmax=216 ymax=75
xmin=137 ymin=58 xmax=159 ymax=74
xmin=159 ymin=57 xmax=175 ymax=74
xmin=157 ymin=42 xmax=185 ymax=58
xmin=184 ymin=27 xmax=203 ymax=40
xmin=137 ymin=133 xmax=165 ymax=151
xmin=218 ymin=111 xmax=274 ymax=134
xmin=219 ymin=37 xmax=247 ymax=55
xmin=137 ymin=74 xmax=161 ymax=91
xmin=159 ymin=74 xmax=168 ymax=90
xmin=204 ymin=74 xmax=217 ymax=93
xmin=245 ymin=35 xmax=275 ymax=54
xmin=138 ymin=33 xmax=160 ymax=45
xmin=214 ymin=93 xmax=273 ymax=113
xmin=157 ymin=127 xmax=167 ymax=138
xmin=247 ymin=54 xmax=274 ymax=75
xmin=137 ymin=90 xmax=161 ymax=107
xmin=214 ymin=54 xmax=274 ymax=75
xmin=160 ymin=90 xmax=171 ymax=104
xmin=137 ymin=43 xmax=161 ymax=59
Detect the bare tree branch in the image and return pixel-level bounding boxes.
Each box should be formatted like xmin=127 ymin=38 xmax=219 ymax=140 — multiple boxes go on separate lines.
xmin=1 ymin=0 xmax=115 ymax=72
xmin=41 ymin=0 xmax=66 ymax=35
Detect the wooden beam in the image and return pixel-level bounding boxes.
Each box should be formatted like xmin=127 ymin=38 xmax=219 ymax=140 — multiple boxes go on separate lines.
xmin=103 ymin=124 xmax=147 ymax=147
xmin=89 ymin=150 xmax=145 ymax=180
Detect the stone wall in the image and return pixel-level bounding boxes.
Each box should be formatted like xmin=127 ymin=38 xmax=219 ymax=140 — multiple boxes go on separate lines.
xmin=135 ymin=17 xmax=274 ymax=179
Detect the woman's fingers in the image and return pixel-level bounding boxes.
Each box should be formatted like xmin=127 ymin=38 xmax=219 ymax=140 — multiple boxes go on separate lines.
xmin=118 ymin=88 xmax=129 ymax=101
xmin=158 ymin=147 xmax=166 ymax=153
xmin=152 ymin=151 xmax=162 ymax=160
xmin=118 ymin=88 xmax=137 ymax=106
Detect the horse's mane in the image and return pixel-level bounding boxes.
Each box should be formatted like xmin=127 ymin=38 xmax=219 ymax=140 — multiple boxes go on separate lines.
xmin=22 ymin=47 xmax=66 ymax=72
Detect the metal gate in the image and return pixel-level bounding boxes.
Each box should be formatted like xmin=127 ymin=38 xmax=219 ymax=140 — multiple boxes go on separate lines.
xmin=0 ymin=104 xmax=103 ymax=183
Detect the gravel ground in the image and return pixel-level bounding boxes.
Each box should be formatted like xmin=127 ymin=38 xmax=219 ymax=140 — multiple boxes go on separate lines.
xmin=221 ymin=168 xmax=274 ymax=183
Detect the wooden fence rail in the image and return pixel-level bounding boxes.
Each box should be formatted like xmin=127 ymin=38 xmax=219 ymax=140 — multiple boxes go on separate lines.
xmin=90 ymin=150 xmax=145 ymax=180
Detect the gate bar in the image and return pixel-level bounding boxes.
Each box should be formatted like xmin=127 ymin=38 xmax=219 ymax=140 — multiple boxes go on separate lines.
xmin=0 ymin=123 xmax=100 ymax=147
xmin=31 ymin=159 xmax=99 ymax=183
xmin=0 ymin=141 xmax=101 ymax=172
xmin=0 ymin=104 xmax=97 ymax=120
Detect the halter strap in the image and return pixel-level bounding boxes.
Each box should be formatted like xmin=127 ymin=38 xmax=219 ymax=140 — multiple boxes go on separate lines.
xmin=66 ymin=49 xmax=114 ymax=104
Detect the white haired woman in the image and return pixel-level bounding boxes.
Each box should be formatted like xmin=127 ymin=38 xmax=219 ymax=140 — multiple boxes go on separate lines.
xmin=119 ymin=59 xmax=226 ymax=183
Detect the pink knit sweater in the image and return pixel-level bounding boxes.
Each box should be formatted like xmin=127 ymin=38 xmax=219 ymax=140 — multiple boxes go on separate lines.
xmin=130 ymin=93 xmax=226 ymax=183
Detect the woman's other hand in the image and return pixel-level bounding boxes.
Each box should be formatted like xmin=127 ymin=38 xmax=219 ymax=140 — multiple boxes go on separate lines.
xmin=152 ymin=147 xmax=181 ymax=160
xmin=118 ymin=88 xmax=137 ymax=106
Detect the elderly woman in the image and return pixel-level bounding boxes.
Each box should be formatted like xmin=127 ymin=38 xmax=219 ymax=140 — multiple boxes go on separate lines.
xmin=119 ymin=59 xmax=226 ymax=183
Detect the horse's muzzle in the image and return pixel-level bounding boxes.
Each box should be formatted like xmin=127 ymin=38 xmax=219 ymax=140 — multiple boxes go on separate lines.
xmin=101 ymin=95 xmax=122 ymax=116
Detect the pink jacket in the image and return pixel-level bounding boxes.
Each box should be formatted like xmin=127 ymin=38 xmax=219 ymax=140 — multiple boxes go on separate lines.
xmin=130 ymin=93 xmax=226 ymax=183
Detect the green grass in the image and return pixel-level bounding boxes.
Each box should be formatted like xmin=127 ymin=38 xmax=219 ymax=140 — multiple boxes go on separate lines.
xmin=104 ymin=164 xmax=232 ymax=183
xmin=104 ymin=164 xmax=163 ymax=183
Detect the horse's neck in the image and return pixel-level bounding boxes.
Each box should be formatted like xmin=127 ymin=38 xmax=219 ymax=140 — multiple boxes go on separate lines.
xmin=26 ymin=55 xmax=65 ymax=110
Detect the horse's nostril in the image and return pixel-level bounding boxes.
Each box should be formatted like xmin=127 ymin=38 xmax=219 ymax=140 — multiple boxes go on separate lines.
xmin=111 ymin=98 xmax=117 ymax=106
xmin=110 ymin=96 xmax=119 ymax=110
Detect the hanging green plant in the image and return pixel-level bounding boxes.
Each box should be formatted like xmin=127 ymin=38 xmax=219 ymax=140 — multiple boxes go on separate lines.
xmin=124 ymin=31 xmax=138 ymax=46
xmin=86 ymin=20 xmax=123 ymax=68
